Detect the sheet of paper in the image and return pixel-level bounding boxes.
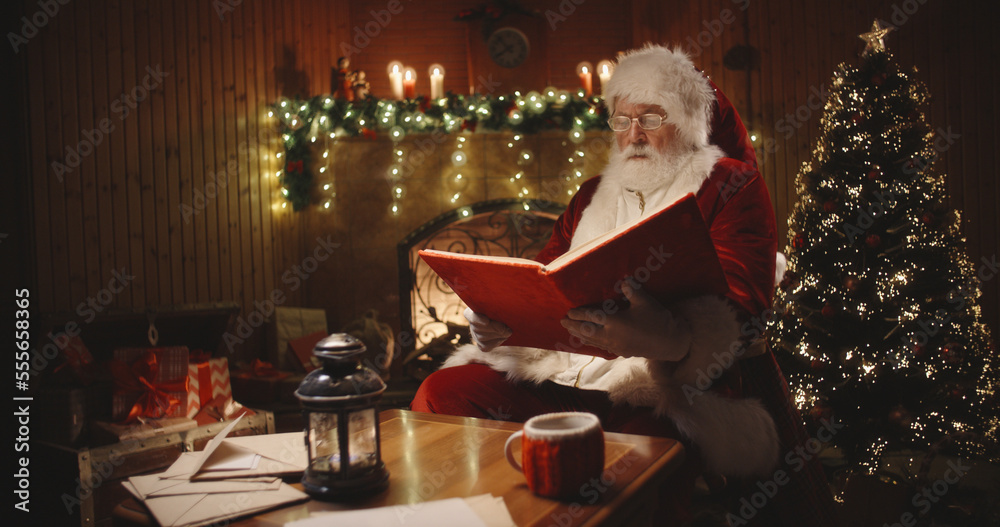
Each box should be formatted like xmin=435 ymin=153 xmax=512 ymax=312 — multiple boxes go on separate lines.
xmin=285 ymin=495 xmax=513 ymax=527
xmin=465 ymin=494 xmax=517 ymax=527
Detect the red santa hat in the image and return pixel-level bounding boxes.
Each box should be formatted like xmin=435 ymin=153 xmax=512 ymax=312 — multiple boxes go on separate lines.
xmin=604 ymin=45 xmax=716 ymax=149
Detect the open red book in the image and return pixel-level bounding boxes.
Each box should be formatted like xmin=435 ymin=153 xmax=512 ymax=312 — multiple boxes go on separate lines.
xmin=419 ymin=193 xmax=729 ymax=359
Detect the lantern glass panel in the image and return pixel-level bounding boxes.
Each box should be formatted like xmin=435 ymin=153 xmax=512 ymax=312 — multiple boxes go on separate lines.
xmin=348 ymin=408 xmax=377 ymax=469
xmin=309 ymin=412 xmax=340 ymax=472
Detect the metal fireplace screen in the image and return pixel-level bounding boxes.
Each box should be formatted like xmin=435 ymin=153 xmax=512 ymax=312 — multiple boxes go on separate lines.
xmin=397 ymin=199 xmax=565 ymax=368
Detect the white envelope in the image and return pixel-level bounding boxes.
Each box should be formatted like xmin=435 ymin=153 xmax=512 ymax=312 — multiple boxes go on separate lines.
xmin=128 ymin=473 xmax=281 ymax=498
xmin=122 ymin=417 xmax=312 ymax=526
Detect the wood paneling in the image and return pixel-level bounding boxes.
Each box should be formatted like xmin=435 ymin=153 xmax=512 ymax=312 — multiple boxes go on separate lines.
xmin=23 ymin=0 xmax=348 ymax=358
xmin=22 ymin=0 xmax=998 ymax=363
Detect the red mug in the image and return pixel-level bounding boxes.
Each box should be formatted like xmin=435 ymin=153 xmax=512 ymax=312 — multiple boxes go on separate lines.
xmin=504 ymin=412 xmax=605 ymax=499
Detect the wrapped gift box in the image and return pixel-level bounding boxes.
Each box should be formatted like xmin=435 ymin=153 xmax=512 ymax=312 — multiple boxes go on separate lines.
xmin=185 ymin=357 xmax=233 ymax=418
xmin=111 ymin=347 xmax=189 ymax=422
xmin=231 ymin=359 xmax=294 ymax=405
xmin=267 ymin=307 xmax=327 ymax=371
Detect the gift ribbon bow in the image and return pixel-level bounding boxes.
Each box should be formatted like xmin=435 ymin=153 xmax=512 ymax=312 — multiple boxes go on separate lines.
xmin=110 ymin=351 xmax=189 ymax=423
xmin=286 ymin=159 xmax=304 ymax=173
xmin=249 ymin=358 xmax=281 ymax=377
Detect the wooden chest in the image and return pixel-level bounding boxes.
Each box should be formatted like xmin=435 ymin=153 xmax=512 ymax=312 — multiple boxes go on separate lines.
xmin=34 ymin=411 xmax=275 ymax=527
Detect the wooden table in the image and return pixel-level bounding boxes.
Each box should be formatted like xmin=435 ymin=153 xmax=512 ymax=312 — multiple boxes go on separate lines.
xmin=119 ymin=409 xmax=685 ymax=527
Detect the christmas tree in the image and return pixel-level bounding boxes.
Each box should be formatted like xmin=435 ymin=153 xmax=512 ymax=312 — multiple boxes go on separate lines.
xmin=767 ymin=21 xmax=998 ymax=476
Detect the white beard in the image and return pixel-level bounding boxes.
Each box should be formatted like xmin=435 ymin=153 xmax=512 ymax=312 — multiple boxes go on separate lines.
xmin=603 ymin=141 xmax=696 ymax=193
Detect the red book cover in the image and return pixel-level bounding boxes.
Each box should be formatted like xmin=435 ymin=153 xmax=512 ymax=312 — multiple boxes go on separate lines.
xmin=419 ymin=194 xmax=729 ymax=358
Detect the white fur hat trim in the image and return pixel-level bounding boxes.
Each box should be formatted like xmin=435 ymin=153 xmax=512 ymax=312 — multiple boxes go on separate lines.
xmin=604 ymin=44 xmax=715 ymax=147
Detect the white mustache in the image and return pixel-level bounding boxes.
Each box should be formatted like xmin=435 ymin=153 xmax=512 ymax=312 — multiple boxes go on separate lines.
xmin=621 ymin=144 xmax=653 ymax=158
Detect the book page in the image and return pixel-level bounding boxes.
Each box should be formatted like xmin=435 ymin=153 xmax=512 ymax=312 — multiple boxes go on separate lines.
xmin=544 ymin=220 xmax=633 ymax=270
xmin=418 ymin=250 xmax=542 ymax=267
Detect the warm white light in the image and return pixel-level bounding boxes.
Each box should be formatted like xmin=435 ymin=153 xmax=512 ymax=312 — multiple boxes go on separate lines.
xmin=323 ymin=151 xmax=329 ymax=158
xmin=323 ymin=184 xmax=331 ymax=190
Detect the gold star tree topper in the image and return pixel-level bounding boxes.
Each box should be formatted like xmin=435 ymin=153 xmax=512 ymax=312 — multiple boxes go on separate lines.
xmin=859 ymin=19 xmax=894 ymax=54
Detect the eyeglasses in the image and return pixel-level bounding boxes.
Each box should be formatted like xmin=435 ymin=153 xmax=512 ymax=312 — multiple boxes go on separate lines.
xmin=607 ymin=114 xmax=668 ymax=132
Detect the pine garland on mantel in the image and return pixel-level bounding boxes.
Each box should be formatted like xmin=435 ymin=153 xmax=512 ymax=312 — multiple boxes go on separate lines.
xmin=271 ymin=89 xmax=609 ymax=210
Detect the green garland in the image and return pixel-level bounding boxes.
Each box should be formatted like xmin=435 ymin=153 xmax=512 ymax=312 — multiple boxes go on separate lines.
xmin=271 ymin=89 xmax=609 ymax=210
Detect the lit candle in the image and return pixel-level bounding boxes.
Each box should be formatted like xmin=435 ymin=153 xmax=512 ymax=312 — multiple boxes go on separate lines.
xmin=403 ymin=66 xmax=417 ymax=99
xmin=597 ymin=60 xmax=613 ymax=94
xmin=387 ymin=61 xmax=404 ymax=100
xmin=576 ymin=61 xmax=593 ymax=97
xmin=429 ymin=64 xmax=445 ymax=100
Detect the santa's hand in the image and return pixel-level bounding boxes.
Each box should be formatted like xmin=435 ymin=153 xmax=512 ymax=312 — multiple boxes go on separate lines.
xmin=464 ymin=307 xmax=512 ymax=352
xmin=560 ymin=283 xmax=692 ymax=361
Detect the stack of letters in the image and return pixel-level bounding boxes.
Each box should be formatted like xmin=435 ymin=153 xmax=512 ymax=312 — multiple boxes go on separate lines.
xmin=123 ymin=417 xmax=309 ymax=527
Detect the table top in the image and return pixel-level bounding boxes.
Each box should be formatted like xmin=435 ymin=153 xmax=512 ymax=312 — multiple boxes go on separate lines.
xmin=120 ymin=409 xmax=685 ymax=527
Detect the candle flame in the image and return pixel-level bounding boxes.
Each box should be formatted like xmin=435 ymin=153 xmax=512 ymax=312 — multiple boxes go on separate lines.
xmin=581 ymin=66 xmax=589 ymax=74
xmin=433 ymin=68 xmax=441 ymax=75
xmin=392 ymin=64 xmax=400 ymax=73
xmin=602 ymin=64 xmax=609 ymax=74
xmin=405 ymin=70 xmax=412 ymax=80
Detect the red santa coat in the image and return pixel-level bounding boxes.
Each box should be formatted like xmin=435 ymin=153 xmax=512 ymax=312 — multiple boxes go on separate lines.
xmin=444 ymin=146 xmax=783 ymax=478
xmin=536 ymin=157 xmax=834 ymax=527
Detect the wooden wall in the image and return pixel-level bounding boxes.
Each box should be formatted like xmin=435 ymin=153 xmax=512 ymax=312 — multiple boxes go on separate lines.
xmin=18 ymin=0 xmax=997 ymax=363
xmin=22 ymin=0 xmax=351 ymax=357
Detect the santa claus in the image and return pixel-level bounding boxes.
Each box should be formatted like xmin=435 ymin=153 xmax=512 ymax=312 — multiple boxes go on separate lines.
xmin=412 ymin=45 xmax=834 ymax=524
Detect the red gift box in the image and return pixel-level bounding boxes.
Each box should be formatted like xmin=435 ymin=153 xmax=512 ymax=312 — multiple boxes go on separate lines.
xmin=231 ymin=359 xmax=293 ymax=405
xmin=110 ymin=347 xmax=189 ymax=423
xmin=186 ymin=357 xmax=232 ymax=419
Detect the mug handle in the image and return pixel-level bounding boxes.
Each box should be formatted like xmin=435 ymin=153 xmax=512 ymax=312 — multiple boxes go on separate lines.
xmin=504 ymin=430 xmax=523 ymax=472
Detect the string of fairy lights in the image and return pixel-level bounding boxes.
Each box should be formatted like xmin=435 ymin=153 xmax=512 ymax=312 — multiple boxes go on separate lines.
xmin=267 ymin=89 xmax=608 ymax=212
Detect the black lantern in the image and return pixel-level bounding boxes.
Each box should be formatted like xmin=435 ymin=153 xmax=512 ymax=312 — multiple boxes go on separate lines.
xmin=295 ymin=333 xmax=389 ymax=499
